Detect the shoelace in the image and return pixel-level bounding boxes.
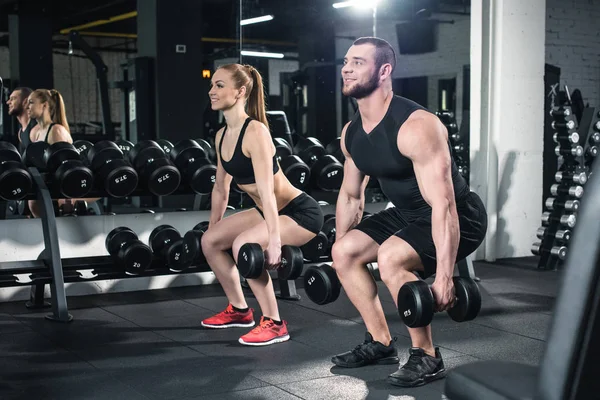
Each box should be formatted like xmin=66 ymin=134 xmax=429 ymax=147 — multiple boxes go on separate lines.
xmin=351 ymin=340 xmax=372 ymax=357
xmin=250 ymin=319 xmax=274 ymax=334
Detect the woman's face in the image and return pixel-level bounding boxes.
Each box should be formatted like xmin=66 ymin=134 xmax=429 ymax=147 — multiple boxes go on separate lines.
xmin=27 ymin=95 xmax=46 ymax=119
xmin=208 ymin=69 xmax=245 ymax=111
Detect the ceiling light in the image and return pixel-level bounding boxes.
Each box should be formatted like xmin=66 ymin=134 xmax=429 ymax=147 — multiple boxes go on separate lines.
xmin=241 ymin=50 xmax=284 ymax=59
xmin=240 ymin=15 xmax=274 ymax=26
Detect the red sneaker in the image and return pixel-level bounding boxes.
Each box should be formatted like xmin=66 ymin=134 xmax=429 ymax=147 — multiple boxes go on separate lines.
xmin=238 ymin=316 xmax=290 ymax=346
xmin=201 ymin=304 xmax=255 ymax=329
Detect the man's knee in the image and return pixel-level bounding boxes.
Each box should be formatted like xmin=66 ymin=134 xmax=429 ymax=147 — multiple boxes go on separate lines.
xmin=377 ymin=240 xmax=418 ymax=284
xmin=331 ymin=235 xmax=365 ymax=272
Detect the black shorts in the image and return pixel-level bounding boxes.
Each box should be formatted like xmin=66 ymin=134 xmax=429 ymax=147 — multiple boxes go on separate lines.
xmin=255 ymin=193 xmax=324 ymax=234
xmin=355 ymin=191 xmax=488 ymax=279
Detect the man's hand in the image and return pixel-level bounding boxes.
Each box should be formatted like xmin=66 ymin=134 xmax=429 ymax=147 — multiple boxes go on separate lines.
xmin=431 ymin=277 xmax=456 ymax=312
xmin=264 ymin=240 xmax=282 ymax=270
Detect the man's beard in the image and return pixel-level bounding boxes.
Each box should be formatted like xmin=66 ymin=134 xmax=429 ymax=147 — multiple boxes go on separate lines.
xmin=342 ymin=71 xmax=380 ymax=100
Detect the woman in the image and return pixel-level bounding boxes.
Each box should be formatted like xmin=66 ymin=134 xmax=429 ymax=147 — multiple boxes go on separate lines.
xmin=26 ymin=89 xmax=95 ymax=217
xmin=201 ymin=64 xmax=324 ymax=346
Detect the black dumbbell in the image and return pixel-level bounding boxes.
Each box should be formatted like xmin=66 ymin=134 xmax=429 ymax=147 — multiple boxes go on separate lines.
xmin=300 ymin=231 xmax=329 ymax=262
xmin=149 ymin=225 xmax=187 ymax=272
xmin=170 ymin=140 xmax=217 ymax=195
xmin=0 ymin=142 xmax=33 ymax=201
xmin=58 ymin=200 xmax=90 ymax=217
xmin=106 ymin=227 xmax=153 ymax=275
xmin=555 ymin=171 xmax=587 ymax=185
xmin=279 ymin=155 xmax=311 ymax=190
xmin=87 ymin=141 xmax=139 ymax=198
xmin=325 ymin=138 xmax=345 ymax=164
xmin=4 ymin=200 xmax=28 ymax=217
xmin=303 ymin=263 xmax=342 ymax=305
xmin=181 ymin=222 xmax=208 ymax=267
xmin=535 ymin=227 xmax=571 ymax=243
xmin=73 ymin=140 xmax=94 ymax=160
xmin=115 ymin=139 xmax=135 ymax=156
xmin=274 ymin=137 xmax=293 ymax=162
xmin=22 ymin=142 xmax=50 ymax=170
xmin=157 ymin=139 xmax=175 ymax=156
xmin=195 ymin=139 xmax=217 ymax=163
xmin=128 ymin=140 xmax=181 ymax=196
xmin=545 ymin=197 xmax=579 ymax=212
xmin=397 ymin=276 xmax=482 ymax=328
xmin=321 ymin=214 xmax=336 ymax=256
xmin=237 ymin=243 xmax=303 ymax=280
xmin=541 ymin=211 xmax=576 ymax=228
xmin=294 ymin=137 xmax=343 ymax=191
xmin=43 ymin=142 xmax=94 ymax=198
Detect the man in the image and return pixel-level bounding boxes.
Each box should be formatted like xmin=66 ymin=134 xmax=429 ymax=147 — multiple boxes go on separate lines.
xmin=6 ymin=87 xmax=36 ymax=153
xmin=330 ymin=37 xmax=487 ymax=387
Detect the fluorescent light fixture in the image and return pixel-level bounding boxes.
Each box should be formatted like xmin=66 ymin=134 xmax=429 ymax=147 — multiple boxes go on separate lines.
xmin=241 ymin=50 xmax=284 ymax=59
xmin=333 ymin=0 xmax=381 ymax=9
xmin=240 ymin=15 xmax=274 ymax=26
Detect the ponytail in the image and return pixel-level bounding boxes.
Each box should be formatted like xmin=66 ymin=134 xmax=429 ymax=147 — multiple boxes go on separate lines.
xmin=50 ymin=89 xmax=70 ymax=133
xmin=244 ymin=65 xmax=269 ymax=131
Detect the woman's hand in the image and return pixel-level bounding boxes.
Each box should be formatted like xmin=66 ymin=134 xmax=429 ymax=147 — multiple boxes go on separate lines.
xmin=264 ymin=240 xmax=282 ymax=270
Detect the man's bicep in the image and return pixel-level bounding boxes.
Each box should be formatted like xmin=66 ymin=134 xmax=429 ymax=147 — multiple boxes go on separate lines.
xmin=341 ymin=156 xmax=368 ymax=198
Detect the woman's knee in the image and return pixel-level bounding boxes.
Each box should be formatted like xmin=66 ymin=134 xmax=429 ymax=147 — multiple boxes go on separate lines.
xmin=201 ymin=227 xmax=229 ymax=255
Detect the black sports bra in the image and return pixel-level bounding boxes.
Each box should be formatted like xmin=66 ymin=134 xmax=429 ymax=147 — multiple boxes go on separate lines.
xmin=219 ymin=118 xmax=279 ymax=185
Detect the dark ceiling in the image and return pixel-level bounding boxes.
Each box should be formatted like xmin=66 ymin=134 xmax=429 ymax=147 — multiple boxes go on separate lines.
xmin=0 ymin=0 xmax=470 ymax=55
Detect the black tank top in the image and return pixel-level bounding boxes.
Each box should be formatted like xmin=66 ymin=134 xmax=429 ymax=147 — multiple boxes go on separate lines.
xmin=219 ymin=118 xmax=279 ymax=185
xmin=18 ymin=119 xmax=37 ymax=154
xmin=345 ymin=95 xmax=470 ymax=219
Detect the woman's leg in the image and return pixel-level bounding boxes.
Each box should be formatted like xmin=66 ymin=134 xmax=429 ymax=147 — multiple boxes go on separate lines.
xmin=231 ymin=216 xmax=315 ymax=321
xmin=201 ymin=208 xmax=264 ymax=309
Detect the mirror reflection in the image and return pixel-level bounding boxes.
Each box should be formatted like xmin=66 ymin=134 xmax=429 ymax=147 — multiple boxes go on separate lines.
xmin=0 ymin=0 xmax=471 ymax=218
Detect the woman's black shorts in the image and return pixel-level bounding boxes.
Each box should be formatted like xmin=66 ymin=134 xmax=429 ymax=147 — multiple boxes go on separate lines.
xmin=255 ymin=192 xmax=324 ymax=234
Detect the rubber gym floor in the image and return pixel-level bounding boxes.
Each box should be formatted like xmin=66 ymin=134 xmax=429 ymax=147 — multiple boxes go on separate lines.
xmin=0 ymin=256 xmax=555 ymax=400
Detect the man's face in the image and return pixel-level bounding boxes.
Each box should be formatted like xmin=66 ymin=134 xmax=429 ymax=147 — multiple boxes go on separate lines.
xmin=7 ymin=90 xmax=26 ymax=116
xmin=341 ymin=44 xmax=381 ymax=99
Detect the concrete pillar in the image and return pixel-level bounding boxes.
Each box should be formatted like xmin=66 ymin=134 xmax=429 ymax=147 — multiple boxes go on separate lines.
xmin=470 ymin=0 xmax=546 ymax=260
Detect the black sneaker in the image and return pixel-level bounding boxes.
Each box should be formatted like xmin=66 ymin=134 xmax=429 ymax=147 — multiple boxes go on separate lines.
xmin=331 ymin=332 xmax=399 ymax=368
xmin=387 ymin=347 xmax=446 ymax=387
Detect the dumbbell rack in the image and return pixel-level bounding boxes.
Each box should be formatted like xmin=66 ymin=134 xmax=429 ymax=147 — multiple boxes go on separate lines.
xmin=534 ymin=105 xmax=599 ymax=270
xmin=436 ymin=111 xmax=470 ymax=184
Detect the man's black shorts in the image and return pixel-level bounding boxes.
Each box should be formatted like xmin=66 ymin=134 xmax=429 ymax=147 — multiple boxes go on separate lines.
xmin=354 ymin=191 xmax=488 ymax=279
xmin=255 ymin=192 xmax=324 ymax=234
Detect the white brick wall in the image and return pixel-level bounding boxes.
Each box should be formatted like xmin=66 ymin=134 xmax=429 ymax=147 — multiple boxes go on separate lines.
xmin=546 ymin=0 xmax=600 ymax=107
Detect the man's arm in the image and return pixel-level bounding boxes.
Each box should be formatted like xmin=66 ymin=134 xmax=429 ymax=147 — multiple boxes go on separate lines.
xmin=336 ymin=122 xmax=370 ymax=241
xmin=399 ymin=112 xmax=460 ymax=309
xmin=209 ymin=128 xmax=233 ymax=227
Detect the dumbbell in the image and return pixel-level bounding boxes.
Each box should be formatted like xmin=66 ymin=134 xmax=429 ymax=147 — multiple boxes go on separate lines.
xmin=551 ymin=183 xmax=583 ymax=198
xmin=22 ymin=142 xmax=49 ymax=170
xmin=149 ymin=225 xmax=188 ymax=272
xmin=105 ymin=227 xmax=153 ymax=275
xmin=274 ymin=138 xmax=293 ymax=162
xmin=545 ymin=197 xmax=579 ymax=212
xmin=0 ymin=142 xmax=33 ymax=201
xmin=115 ymin=139 xmax=134 ymax=156
xmin=194 ymin=139 xmax=217 ymax=163
xmin=321 ymin=214 xmax=336 ymax=256
xmin=587 ymin=146 xmax=598 ymax=158
xmin=57 ymin=200 xmax=89 ymax=217
xmin=325 ymin=138 xmax=345 ymax=164
xmin=300 ymin=231 xmax=329 ymax=262
xmin=128 ymin=140 xmax=181 ymax=196
xmin=541 ymin=212 xmax=576 ymax=228
xmin=43 ymin=142 xmax=94 ymax=198
xmin=550 ymin=107 xmax=571 ymax=118
xmin=279 ymin=155 xmax=311 ymax=190
xmin=156 ymin=139 xmax=174 ymax=156
xmin=551 ymin=120 xmax=576 ymax=130
xmin=397 ymin=277 xmax=482 ymax=328
xmin=555 ymin=171 xmax=587 ymax=185
xmin=535 ymin=227 xmax=571 ymax=243
xmin=553 ymin=132 xmax=579 ymax=144
xmin=589 ymin=132 xmax=600 ymax=144
xmin=531 ymin=242 xmax=567 ymax=260
xmin=303 ymin=263 xmax=342 ymax=305
xmin=181 ymin=222 xmax=208 ymax=267
xmin=555 ymin=145 xmax=583 ymax=157
xmin=237 ymin=243 xmax=303 ymax=280
xmin=169 ymin=140 xmax=216 ymax=195
xmin=73 ymin=140 xmax=94 ymax=159
xmin=294 ymin=137 xmax=344 ymax=191
xmin=86 ymin=141 xmax=139 ymax=198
